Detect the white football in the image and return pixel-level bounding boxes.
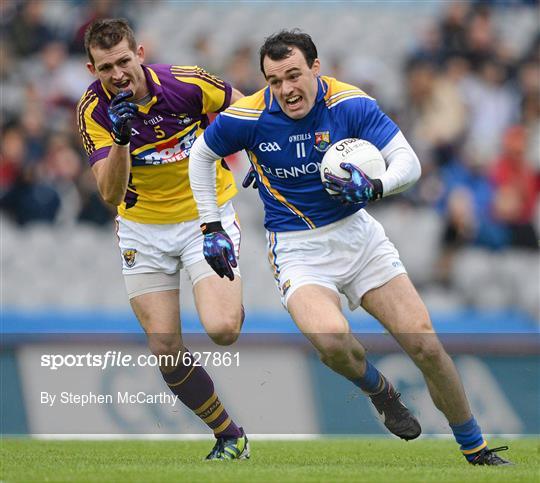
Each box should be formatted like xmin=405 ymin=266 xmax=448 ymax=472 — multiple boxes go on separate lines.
xmin=320 ymin=138 xmax=386 ymax=194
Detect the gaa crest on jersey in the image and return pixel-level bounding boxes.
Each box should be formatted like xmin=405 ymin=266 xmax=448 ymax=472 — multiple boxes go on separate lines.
xmin=314 ymin=131 xmax=331 ymax=152
xmin=123 ymin=249 xmax=137 ymax=268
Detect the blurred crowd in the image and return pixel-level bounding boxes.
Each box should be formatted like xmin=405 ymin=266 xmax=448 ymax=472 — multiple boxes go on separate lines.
xmin=389 ymin=2 xmax=540 ymax=283
xmin=1 ymin=1 xmax=538 ymax=276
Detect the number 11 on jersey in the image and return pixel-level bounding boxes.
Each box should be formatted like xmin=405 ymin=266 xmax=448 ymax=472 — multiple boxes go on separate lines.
xmin=296 ymin=142 xmax=306 ymax=158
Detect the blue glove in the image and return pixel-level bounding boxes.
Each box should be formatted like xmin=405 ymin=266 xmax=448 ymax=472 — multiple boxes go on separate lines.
xmin=242 ymin=166 xmax=258 ymax=189
xmin=201 ymin=221 xmax=237 ymax=281
xmin=323 ymin=162 xmax=383 ymax=205
xmin=108 ymin=90 xmax=138 ymax=145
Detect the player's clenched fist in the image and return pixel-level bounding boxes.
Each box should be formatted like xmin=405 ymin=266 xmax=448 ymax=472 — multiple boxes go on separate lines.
xmin=201 ymin=221 xmax=237 ymax=281
xmin=108 ymin=90 xmax=138 ymax=145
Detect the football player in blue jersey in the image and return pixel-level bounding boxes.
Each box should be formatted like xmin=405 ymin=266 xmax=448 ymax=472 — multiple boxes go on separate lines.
xmin=189 ymin=30 xmax=510 ymax=465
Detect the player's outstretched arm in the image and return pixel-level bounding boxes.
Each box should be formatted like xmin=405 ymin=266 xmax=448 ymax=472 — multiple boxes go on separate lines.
xmin=190 ymin=134 xmax=238 ymax=280
xmin=189 ymin=134 xmax=222 ymax=223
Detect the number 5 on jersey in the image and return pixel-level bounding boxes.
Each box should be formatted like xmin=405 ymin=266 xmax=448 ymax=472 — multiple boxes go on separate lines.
xmin=154 ymin=125 xmax=165 ymax=139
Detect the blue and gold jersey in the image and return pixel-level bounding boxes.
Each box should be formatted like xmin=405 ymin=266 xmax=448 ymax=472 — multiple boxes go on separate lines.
xmin=204 ymin=76 xmax=399 ymax=232
xmin=77 ymin=64 xmax=237 ymax=224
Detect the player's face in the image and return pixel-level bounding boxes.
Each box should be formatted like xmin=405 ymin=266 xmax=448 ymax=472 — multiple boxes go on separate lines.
xmin=87 ymin=38 xmax=147 ymax=100
xmin=263 ymin=47 xmax=320 ymax=120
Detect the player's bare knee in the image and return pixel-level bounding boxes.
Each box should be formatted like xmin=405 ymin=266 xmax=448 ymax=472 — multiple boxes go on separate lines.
xmin=208 ymin=330 xmax=240 ymax=346
xmin=409 ymin=338 xmax=445 ymax=368
xmin=210 ymin=316 xmax=241 ymax=345
xmin=203 ymin=310 xmax=242 ymax=345
xmin=317 ymin=334 xmax=355 ymax=368
xmin=147 ymin=333 xmax=182 ymax=358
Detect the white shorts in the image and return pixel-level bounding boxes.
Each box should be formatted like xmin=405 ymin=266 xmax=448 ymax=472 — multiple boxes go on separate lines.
xmin=266 ymin=209 xmax=407 ymax=310
xmin=116 ymin=201 xmax=241 ymax=298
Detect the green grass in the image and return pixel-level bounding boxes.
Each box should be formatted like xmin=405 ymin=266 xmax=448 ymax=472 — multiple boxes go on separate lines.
xmin=1 ymin=438 xmax=538 ymax=482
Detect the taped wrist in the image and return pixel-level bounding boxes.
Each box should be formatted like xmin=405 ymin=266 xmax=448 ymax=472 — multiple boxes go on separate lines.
xmin=201 ymin=221 xmax=224 ymax=235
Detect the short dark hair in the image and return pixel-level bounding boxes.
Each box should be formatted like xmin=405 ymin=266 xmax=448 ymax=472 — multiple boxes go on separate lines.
xmin=84 ymin=18 xmax=137 ymax=65
xmin=259 ymin=29 xmax=318 ymax=75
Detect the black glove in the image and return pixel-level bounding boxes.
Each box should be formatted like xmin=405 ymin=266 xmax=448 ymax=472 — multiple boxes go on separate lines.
xmin=108 ymin=90 xmax=137 ymax=145
xmin=201 ymin=221 xmax=237 ymax=281
xmin=242 ymin=166 xmax=258 ymax=189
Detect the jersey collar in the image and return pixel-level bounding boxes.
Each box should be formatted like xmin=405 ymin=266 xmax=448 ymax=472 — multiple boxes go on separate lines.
xmin=266 ymin=76 xmax=328 ymax=115
xmin=136 ymin=65 xmax=161 ymax=114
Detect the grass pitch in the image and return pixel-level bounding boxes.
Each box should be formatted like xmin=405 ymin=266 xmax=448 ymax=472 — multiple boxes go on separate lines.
xmin=1 ymin=438 xmax=538 ymax=482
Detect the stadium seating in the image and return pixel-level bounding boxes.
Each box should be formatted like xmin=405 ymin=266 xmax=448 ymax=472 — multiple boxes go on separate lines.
xmin=2 ymin=3 xmax=538 ymax=326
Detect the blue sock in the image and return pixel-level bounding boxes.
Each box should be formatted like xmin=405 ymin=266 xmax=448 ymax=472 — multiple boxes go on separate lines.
xmin=349 ymin=359 xmax=384 ymax=394
xmin=450 ymin=416 xmax=487 ymax=460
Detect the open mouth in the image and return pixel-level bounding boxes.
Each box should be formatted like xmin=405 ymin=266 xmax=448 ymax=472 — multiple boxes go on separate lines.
xmin=285 ymin=95 xmax=302 ymax=107
xmin=114 ymin=80 xmax=130 ymax=90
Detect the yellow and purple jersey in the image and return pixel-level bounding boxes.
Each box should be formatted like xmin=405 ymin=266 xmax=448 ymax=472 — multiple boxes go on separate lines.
xmin=77 ymin=64 xmax=237 ymax=224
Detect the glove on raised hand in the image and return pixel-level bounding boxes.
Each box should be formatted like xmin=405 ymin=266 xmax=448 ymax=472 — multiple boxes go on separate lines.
xmin=108 ymin=90 xmax=138 ymax=145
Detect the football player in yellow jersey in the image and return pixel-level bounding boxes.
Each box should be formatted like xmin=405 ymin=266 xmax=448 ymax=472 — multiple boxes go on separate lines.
xmin=77 ymin=18 xmax=248 ymax=460
xmin=190 ymin=30 xmax=511 ymax=465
